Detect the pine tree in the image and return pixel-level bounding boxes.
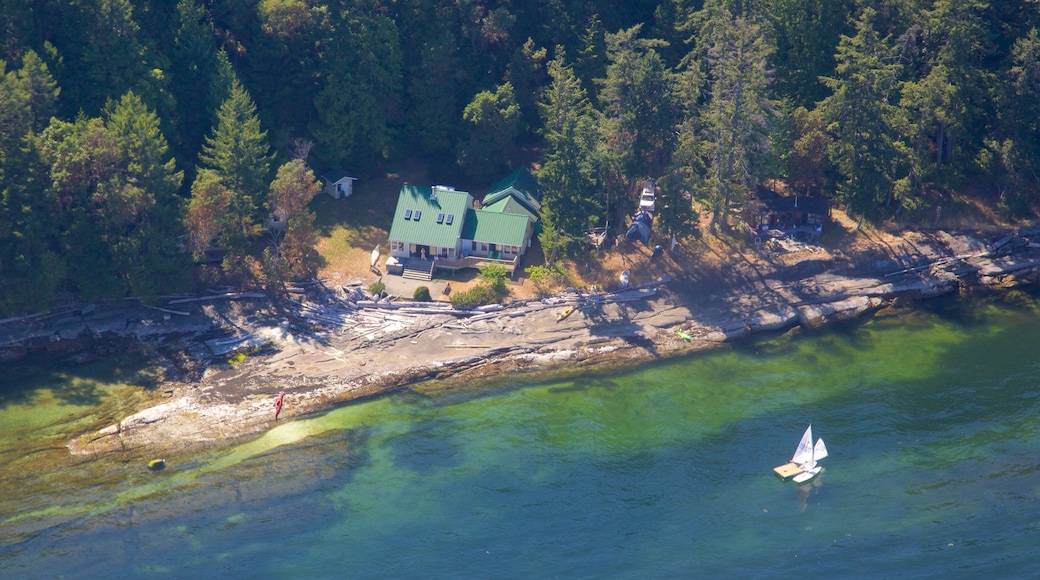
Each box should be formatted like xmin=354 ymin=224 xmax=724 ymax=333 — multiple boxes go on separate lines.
xmin=0 ymin=58 xmax=61 ymax=314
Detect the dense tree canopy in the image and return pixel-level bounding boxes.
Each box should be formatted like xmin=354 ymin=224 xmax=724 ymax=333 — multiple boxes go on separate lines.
xmin=2 ymin=0 xmax=1040 ymax=316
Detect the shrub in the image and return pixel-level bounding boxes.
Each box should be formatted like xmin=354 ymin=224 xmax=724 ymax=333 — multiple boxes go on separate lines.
xmin=525 ymin=265 xmax=551 ymax=285
xmin=413 ymin=285 xmax=431 ymax=301
xmin=478 ymin=263 xmax=508 ymax=292
xmin=368 ymin=281 xmax=385 ymax=296
xmin=524 ymin=263 xmax=566 ymax=295
xmin=450 ymin=283 xmax=500 ymax=309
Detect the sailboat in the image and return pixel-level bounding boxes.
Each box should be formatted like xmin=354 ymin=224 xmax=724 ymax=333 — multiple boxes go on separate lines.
xmin=773 ymin=425 xmax=828 ymax=483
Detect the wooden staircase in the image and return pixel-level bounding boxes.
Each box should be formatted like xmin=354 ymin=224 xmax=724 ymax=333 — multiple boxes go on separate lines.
xmin=402 ymin=258 xmax=434 ymax=281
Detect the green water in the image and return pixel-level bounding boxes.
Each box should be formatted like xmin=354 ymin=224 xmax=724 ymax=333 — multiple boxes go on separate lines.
xmin=3 ymin=293 xmax=1040 ymax=577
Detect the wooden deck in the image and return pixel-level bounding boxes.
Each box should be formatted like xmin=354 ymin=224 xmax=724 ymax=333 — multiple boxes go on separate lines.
xmin=433 ymin=255 xmax=519 ymax=274
xmin=772 ymin=462 xmax=804 ymax=480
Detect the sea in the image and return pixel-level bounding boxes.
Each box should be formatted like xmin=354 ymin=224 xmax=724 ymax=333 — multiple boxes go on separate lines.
xmin=1 ymin=291 xmax=1039 ymax=578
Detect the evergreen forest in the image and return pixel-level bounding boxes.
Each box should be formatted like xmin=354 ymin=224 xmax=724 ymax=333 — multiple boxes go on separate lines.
xmin=2 ymin=0 xmax=1039 ymax=317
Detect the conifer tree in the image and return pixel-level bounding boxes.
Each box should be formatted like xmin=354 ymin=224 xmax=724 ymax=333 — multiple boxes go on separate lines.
xmin=694 ymin=7 xmax=777 ymax=230
xmin=458 ymin=82 xmax=521 ymax=182
xmin=538 ymin=49 xmax=602 ymax=262
xmin=16 ymin=50 xmax=59 ymax=133
xmin=899 ymin=0 xmax=994 ymax=191
xmin=311 ymin=8 xmax=402 ymax=171
xmin=103 ymin=92 xmax=188 ymax=296
xmin=596 ymin=24 xmax=676 ymax=186
xmin=818 ymin=8 xmax=909 ymax=217
xmin=170 ymin=0 xmax=223 ymax=169
xmin=0 ymin=58 xmax=61 ymax=315
xmin=196 ymin=78 xmax=273 ymax=256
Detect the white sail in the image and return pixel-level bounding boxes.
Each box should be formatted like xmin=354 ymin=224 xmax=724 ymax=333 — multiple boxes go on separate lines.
xmin=813 ymin=438 xmax=828 ymax=462
xmin=791 ymin=425 xmax=815 ymax=466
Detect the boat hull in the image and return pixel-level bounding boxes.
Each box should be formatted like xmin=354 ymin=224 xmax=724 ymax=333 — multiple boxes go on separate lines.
xmin=791 ymin=466 xmax=822 ymax=484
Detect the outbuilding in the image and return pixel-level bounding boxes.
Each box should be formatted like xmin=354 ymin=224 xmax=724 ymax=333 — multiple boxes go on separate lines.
xmin=321 ymin=170 xmax=357 ymax=200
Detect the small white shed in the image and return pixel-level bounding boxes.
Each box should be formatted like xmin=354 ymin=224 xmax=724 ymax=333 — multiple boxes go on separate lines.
xmin=321 ymin=171 xmax=357 ymax=199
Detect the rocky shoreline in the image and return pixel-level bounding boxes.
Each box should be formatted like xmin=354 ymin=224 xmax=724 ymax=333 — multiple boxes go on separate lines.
xmin=5 ymin=227 xmax=1040 ymax=460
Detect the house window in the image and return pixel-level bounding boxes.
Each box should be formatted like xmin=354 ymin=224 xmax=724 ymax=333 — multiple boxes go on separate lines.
xmin=414 ymin=210 xmax=421 ymax=221
xmin=404 ymin=209 xmax=412 ymax=219
xmin=437 ymin=213 xmax=444 ymax=223
xmin=390 ymin=241 xmax=405 ymax=252
xmin=446 ymin=214 xmax=454 ymax=225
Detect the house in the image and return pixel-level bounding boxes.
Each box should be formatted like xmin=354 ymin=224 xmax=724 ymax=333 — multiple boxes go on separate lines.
xmin=387 ymin=185 xmax=471 ymax=264
xmin=746 ymin=186 xmax=830 ymax=242
xmin=480 ymin=167 xmax=542 ymax=226
xmin=386 ymin=170 xmax=541 ymax=280
xmin=321 ymin=170 xmax=357 ymax=199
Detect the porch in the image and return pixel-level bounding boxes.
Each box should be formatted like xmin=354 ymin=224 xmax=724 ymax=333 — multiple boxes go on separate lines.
xmin=431 ymin=254 xmax=520 ymax=275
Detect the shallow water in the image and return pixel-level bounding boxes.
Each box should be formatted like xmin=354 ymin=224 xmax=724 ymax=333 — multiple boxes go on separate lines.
xmin=3 ymin=293 xmax=1040 ymax=577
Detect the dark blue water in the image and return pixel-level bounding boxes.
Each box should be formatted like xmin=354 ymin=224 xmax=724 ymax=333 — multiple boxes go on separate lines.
xmin=3 ymin=294 xmax=1040 ymax=578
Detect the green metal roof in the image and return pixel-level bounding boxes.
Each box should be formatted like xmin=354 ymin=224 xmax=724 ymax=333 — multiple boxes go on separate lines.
xmin=461 ymin=208 xmax=529 ymax=247
xmin=482 ymin=196 xmax=538 ymax=222
xmin=483 ymin=167 xmax=542 ymax=214
xmin=387 ymin=185 xmax=471 ymax=248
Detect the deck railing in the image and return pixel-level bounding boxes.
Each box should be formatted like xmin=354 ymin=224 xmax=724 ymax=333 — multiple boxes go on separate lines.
xmin=433 ymin=254 xmax=519 ymax=272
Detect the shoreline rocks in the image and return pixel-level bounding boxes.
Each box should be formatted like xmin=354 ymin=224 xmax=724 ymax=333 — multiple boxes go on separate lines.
xmin=6 ymin=229 xmax=1038 ymax=458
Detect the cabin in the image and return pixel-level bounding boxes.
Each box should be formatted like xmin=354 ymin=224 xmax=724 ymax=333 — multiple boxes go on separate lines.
xmin=386 ymin=171 xmax=541 ymax=280
xmin=746 ymin=186 xmax=831 ymax=243
xmin=321 ymin=170 xmax=357 ymax=200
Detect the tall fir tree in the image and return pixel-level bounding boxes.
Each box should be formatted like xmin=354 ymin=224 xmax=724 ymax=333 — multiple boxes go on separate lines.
xmin=538 ymin=49 xmax=602 ymax=261
xmin=818 ymin=8 xmax=910 ymax=218
xmin=596 ymin=24 xmax=676 ymax=190
xmin=196 ymin=78 xmax=273 ymax=259
xmin=694 ymin=7 xmax=777 ymax=230
xmin=899 ymin=0 xmax=994 ymax=192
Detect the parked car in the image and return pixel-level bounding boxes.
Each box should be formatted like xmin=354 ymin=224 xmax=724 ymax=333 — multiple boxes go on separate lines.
xmin=638 ymin=179 xmax=656 ymax=212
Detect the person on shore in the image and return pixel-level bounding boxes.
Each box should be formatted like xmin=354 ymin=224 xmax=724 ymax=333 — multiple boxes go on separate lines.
xmin=274 ymin=391 xmax=285 ymax=420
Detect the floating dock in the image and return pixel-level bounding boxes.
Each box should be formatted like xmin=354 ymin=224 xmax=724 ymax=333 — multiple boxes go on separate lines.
xmin=773 ymin=462 xmax=803 ymax=480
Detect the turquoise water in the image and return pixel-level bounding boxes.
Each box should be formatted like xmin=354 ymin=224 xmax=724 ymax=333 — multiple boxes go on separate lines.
xmin=3 ymin=294 xmax=1040 ymax=577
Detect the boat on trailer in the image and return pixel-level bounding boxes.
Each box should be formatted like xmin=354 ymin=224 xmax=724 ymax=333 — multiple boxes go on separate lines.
xmin=773 ymin=425 xmax=828 ymax=483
